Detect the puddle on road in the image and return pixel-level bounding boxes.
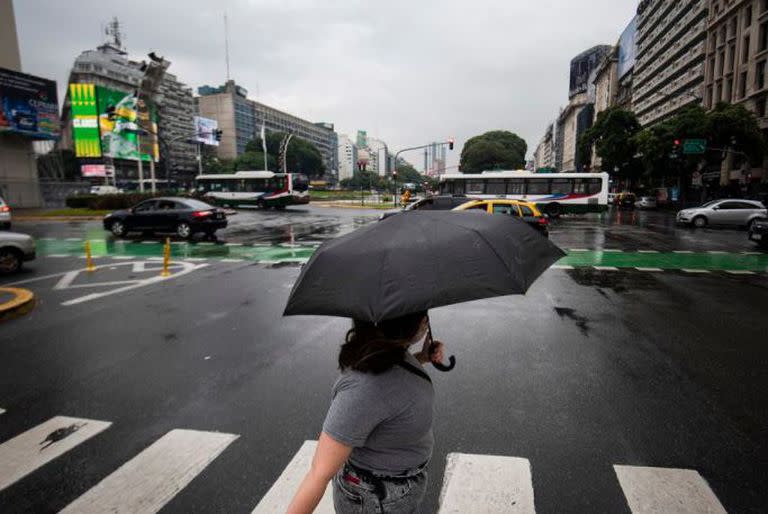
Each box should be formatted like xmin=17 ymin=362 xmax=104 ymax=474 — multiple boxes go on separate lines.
xmin=565 ymin=268 xmax=660 ymax=294
xmin=554 ymin=307 xmax=592 ymax=336
xmin=40 ymin=423 xmax=86 ymax=451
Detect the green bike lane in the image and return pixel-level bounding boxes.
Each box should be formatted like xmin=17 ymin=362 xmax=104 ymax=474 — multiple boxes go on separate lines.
xmin=35 ymin=239 xmax=768 ymax=272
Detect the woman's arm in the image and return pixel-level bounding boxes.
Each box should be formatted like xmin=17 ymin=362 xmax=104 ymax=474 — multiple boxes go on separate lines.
xmin=285 ymin=432 xmax=352 ymax=514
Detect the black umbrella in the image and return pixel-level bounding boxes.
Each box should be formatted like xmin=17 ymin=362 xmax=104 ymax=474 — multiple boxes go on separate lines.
xmin=284 ymin=211 xmax=565 ymax=370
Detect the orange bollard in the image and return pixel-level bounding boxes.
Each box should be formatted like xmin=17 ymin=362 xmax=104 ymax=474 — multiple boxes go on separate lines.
xmin=161 ymin=238 xmax=171 ymax=277
xmin=85 ymin=240 xmax=96 ymax=272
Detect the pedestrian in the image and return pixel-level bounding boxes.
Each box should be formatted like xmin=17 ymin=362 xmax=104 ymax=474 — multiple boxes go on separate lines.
xmin=286 ymin=311 xmax=445 ymax=514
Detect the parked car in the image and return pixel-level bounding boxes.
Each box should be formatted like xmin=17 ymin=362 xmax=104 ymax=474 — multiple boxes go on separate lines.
xmin=748 ymin=218 xmax=768 ymax=248
xmin=453 ymin=199 xmax=550 ymax=237
xmin=90 ymin=185 xmax=122 ymax=195
xmin=676 ymin=199 xmax=767 ymax=229
xmin=607 ymin=192 xmax=618 ymax=205
xmin=380 ymin=195 xmax=472 ymax=220
xmin=635 ymin=196 xmax=658 ymax=209
xmin=615 ymin=192 xmax=637 ymax=210
xmin=103 ymin=197 xmax=227 ymax=239
xmin=0 ymin=231 xmax=35 ymax=274
xmin=0 ymin=196 xmax=11 ymax=230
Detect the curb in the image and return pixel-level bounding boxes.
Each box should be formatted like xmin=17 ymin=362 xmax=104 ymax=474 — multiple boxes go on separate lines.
xmin=0 ymin=287 xmax=36 ymax=321
xmin=14 ymin=216 xmax=105 ymax=222
xmin=311 ymin=202 xmax=396 ymax=211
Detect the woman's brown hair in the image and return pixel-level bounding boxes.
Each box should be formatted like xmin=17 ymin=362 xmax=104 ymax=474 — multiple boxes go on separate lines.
xmin=339 ymin=312 xmax=427 ymax=374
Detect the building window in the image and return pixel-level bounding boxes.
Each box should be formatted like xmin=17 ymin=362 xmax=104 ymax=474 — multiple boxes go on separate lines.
xmin=757 ymin=60 xmax=766 ymax=89
xmin=730 ymin=17 xmax=738 ymax=38
xmin=762 ymin=0 xmax=768 ymax=14
xmin=744 ymin=35 xmax=751 ymax=63
xmin=757 ymin=96 xmax=767 ymax=117
xmin=725 ymin=77 xmax=733 ymax=101
xmin=746 ymin=5 xmax=753 ymax=27
xmin=706 ymin=85 xmax=714 ymax=106
xmin=719 ymin=50 xmax=726 ymax=76
xmin=728 ymin=43 xmax=736 ymax=71
xmin=741 ymin=70 xmax=748 ymax=98
xmin=760 ymin=21 xmax=768 ymax=51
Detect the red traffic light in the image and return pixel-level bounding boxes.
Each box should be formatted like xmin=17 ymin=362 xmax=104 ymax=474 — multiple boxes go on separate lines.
xmin=448 ymin=138 xmax=455 ymax=151
xmin=674 ymin=139 xmax=681 ymax=147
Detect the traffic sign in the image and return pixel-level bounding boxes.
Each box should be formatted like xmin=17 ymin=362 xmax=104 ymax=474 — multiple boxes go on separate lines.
xmin=683 ymin=139 xmax=706 ymax=154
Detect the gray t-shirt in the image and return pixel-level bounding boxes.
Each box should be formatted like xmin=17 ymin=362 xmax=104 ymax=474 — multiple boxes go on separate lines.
xmin=322 ymin=352 xmax=434 ymax=475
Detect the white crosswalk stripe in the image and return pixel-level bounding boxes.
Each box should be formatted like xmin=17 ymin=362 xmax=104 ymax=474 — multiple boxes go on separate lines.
xmin=0 ymin=407 xmax=5 ymax=415
xmin=614 ymin=465 xmax=726 ymax=514
xmin=60 ymin=429 xmax=238 ymax=514
xmin=0 ymin=416 xmax=112 ymax=493
xmin=252 ymin=440 xmax=334 ymax=513
xmin=438 ymin=453 xmax=535 ymax=513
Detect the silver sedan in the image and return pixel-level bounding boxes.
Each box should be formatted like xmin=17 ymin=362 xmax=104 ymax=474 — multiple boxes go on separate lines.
xmin=677 ymin=199 xmax=767 ymax=229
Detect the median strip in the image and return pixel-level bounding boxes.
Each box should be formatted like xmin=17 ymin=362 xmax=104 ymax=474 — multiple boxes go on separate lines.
xmin=0 ymin=287 xmax=35 ymax=321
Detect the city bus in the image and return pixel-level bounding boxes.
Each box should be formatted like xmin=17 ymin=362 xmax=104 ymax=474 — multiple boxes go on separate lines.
xmin=439 ymin=170 xmax=609 ymax=216
xmin=194 ymin=171 xmax=310 ymax=209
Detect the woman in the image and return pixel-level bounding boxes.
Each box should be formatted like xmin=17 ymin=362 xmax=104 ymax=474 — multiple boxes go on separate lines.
xmin=286 ymin=311 xmax=445 ymax=514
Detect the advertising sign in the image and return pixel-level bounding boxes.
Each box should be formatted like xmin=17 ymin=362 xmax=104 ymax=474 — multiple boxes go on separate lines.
xmin=0 ymin=67 xmax=60 ymax=140
xmin=569 ymin=46 xmax=611 ymax=99
xmin=96 ymin=86 xmax=158 ymax=162
xmin=193 ymin=116 xmax=219 ymax=146
xmin=70 ymin=83 xmax=101 ymax=157
xmin=81 ymin=164 xmax=107 ymax=177
xmin=357 ymin=130 xmax=368 ymax=149
xmin=618 ymin=17 xmax=638 ymax=79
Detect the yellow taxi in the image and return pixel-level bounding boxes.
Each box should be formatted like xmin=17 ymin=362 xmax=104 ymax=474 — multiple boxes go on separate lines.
xmin=453 ymin=199 xmax=550 ymax=237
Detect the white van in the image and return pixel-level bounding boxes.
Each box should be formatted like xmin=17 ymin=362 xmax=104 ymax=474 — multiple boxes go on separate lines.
xmin=90 ymin=186 xmax=121 ymax=196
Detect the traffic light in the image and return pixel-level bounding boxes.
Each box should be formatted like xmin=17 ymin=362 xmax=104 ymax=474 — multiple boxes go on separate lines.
xmin=215 ymin=129 xmax=223 ymax=142
xmin=392 ymin=170 xmax=398 ymax=180
xmin=448 ymin=138 xmax=455 ymax=151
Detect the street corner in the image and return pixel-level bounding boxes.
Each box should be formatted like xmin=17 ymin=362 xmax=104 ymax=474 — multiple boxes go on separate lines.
xmin=0 ymin=287 xmax=36 ymax=322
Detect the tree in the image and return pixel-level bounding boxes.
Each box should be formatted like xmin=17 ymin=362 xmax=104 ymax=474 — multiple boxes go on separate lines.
xmin=578 ymin=108 xmax=641 ymax=178
xmin=340 ymin=170 xmax=385 ymax=189
xmin=707 ymin=102 xmax=765 ymax=164
xmin=234 ymin=151 xmax=277 ymax=171
xmin=460 ymin=131 xmax=527 ymax=173
xmin=247 ymin=132 xmax=326 ymax=178
xmin=395 ymin=161 xmax=424 ymax=184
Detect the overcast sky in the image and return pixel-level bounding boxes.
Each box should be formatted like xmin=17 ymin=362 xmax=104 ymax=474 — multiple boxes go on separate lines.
xmin=14 ymin=0 xmax=636 ymax=171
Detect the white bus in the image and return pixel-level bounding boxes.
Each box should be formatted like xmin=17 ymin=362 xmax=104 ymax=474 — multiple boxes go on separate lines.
xmin=438 ymin=170 xmax=609 ymax=215
xmin=194 ymin=171 xmax=310 ymax=209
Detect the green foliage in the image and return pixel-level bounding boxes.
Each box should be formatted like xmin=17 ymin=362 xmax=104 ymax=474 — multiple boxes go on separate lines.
xmin=579 ymin=108 xmax=641 ymax=177
xmin=395 ymin=161 xmax=425 ymax=185
xmin=460 ymin=131 xmax=527 ymax=173
xmin=234 ymin=151 xmax=277 ymax=171
xmin=65 ymin=192 xmax=166 ymax=210
xmin=202 ymin=153 xmax=235 ymax=174
xmin=708 ymin=102 xmax=765 ymax=164
xmin=340 ymin=170 xmax=385 ymax=189
xmin=246 ymin=132 xmax=326 ymax=178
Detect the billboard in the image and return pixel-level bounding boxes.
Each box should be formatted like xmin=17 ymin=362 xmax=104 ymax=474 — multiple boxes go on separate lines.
xmin=618 ymin=17 xmax=638 ymax=79
xmin=70 ymin=83 xmax=101 ymax=157
xmin=193 ymin=116 xmax=219 ymax=146
xmin=357 ymin=129 xmax=367 ymax=149
xmin=96 ymin=86 xmax=158 ymax=162
xmin=569 ymin=45 xmax=612 ymax=99
xmin=0 ymin=67 xmax=60 ymax=140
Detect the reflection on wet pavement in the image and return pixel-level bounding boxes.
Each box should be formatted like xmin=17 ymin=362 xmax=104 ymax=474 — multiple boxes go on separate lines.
xmin=565 ymin=268 xmax=660 ymax=293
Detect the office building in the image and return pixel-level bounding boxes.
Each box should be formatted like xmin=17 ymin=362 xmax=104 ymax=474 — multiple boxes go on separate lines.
xmin=157 ymin=73 xmax=197 ymax=182
xmin=197 ymin=80 xmax=338 ymax=176
xmin=633 ymin=0 xmax=708 ymax=126
xmin=534 ymin=124 xmax=555 ymax=171
xmin=337 ymin=134 xmax=357 ymax=181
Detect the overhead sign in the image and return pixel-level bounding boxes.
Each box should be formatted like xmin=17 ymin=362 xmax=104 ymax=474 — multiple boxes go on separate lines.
xmin=97 ymin=86 xmax=158 ymax=162
xmin=618 ymin=17 xmax=638 ymax=79
xmin=683 ymin=139 xmax=707 ymax=154
xmin=81 ymin=164 xmax=107 ymax=177
xmin=70 ymin=83 xmax=101 ymax=157
xmin=193 ymin=116 xmax=219 ymax=146
xmin=0 ymin=67 xmax=60 ymax=140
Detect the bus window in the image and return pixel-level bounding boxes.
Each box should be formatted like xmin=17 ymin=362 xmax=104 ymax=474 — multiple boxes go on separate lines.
xmin=588 ymin=178 xmax=602 ymax=194
xmin=573 ymin=179 xmax=587 ymax=194
xmin=551 ymin=179 xmax=572 ymax=195
xmin=526 ymin=179 xmax=550 ymax=195
xmin=453 ymin=181 xmax=465 ymax=194
xmin=507 ymin=179 xmax=524 ymax=195
xmin=466 ymin=181 xmax=485 ymax=194
xmin=292 ymin=174 xmax=309 ymax=192
xmin=486 ymin=180 xmax=506 ymax=195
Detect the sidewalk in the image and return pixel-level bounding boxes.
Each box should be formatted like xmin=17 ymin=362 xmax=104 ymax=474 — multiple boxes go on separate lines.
xmin=11 ymin=208 xmax=106 ymax=222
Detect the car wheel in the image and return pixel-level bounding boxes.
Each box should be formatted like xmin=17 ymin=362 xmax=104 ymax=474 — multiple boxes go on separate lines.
xmin=693 ymin=216 xmax=708 ymax=228
xmin=111 ymin=220 xmax=126 ymax=237
xmin=546 ymin=203 xmax=561 ymax=217
xmin=176 ymin=222 xmax=192 ymax=239
xmin=257 ymin=199 xmax=266 ymax=210
xmin=0 ymin=248 xmax=22 ymax=274
xmin=747 ymin=219 xmax=759 ymax=232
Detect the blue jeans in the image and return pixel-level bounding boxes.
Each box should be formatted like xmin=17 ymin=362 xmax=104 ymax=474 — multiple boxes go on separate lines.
xmin=332 ymin=464 xmax=428 ymax=513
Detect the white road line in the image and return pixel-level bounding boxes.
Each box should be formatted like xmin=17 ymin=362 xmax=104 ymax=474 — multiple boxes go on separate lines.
xmin=89 ymin=239 xmax=106 ymax=243
xmin=252 ymin=440 xmax=334 ymax=514
xmin=0 ymin=416 xmax=112 ymax=493
xmin=603 ymin=249 xmax=623 ymax=253
xmin=551 ymin=265 xmax=574 ymax=270
xmin=707 ymin=250 xmax=727 ymax=254
xmin=682 ymin=269 xmax=710 ymax=274
xmin=171 ymin=241 xmax=187 ymax=245
xmin=438 ymin=453 xmax=535 ymax=514
xmin=183 ymin=258 xmax=208 ymax=262
xmin=60 ymin=429 xmax=238 ymax=514
xmin=637 ymin=250 xmax=659 ymax=254
xmin=147 ymin=257 xmax=164 ymax=261
xmin=111 ymin=256 xmax=134 ymax=260
xmin=196 ymin=242 xmax=215 ymax=246
xmin=636 ymin=267 xmax=664 ymax=272
xmin=568 ymin=248 xmax=589 ymax=252
xmin=141 ymin=241 xmax=159 ymax=245
xmin=46 ymin=254 xmax=70 ymax=258
xmin=674 ymin=250 xmax=694 ymax=254
xmin=742 ymin=251 xmax=762 ymax=255
xmin=38 ymin=237 xmax=55 ymax=241
xmin=225 ymin=243 xmax=243 ymax=247
xmin=614 ymin=465 xmax=726 ymax=514
xmin=221 ymin=259 xmax=245 ymax=263
xmin=0 ymin=408 xmax=4 ymax=415
xmin=65 ymin=238 xmax=82 ymax=241
xmin=594 ymin=266 xmax=619 ymax=271
xmin=726 ymin=270 xmax=755 ymax=275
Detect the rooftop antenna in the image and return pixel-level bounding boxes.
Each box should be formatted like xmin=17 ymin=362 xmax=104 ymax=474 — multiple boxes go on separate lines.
xmin=105 ymin=16 xmax=124 ymax=50
xmin=224 ymin=12 xmax=231 ymax=81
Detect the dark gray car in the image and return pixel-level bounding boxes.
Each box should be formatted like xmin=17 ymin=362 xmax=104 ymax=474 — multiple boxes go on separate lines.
xmin=676 ymin=199 xmax=767 ymax=229
xmin=380 ymin=196 xmax=472 ymax=220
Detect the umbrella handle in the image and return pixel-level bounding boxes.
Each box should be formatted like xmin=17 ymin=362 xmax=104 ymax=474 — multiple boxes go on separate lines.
xmin=427 ymin=319 xmax=456 ymax=373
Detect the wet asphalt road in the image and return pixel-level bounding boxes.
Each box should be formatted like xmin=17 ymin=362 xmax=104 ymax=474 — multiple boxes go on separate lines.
xmin=0 ymin=206 xmax=766 ymax=513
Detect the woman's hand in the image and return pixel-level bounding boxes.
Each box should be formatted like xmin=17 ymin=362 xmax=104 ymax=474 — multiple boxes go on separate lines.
xmin=429 ymin=341 xmax=446 ymax=367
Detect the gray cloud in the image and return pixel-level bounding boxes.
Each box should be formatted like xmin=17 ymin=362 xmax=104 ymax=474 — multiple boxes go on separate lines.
xmin=14 ymin=0 xmax=636 ymax=170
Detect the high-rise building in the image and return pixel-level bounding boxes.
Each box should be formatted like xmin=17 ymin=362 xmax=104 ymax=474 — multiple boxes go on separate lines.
xmin=425 ymin=142 xmax=447 ymax=176
xmin=337 ymin=134 xmax=357 ymax=181
xmin=157 ymin=72 xmax=197 ymax=182
xmin=197 ymin=80 xmax=338 ymax=176
xmin=633 ymin=0 xmax=708 ymax=127
xmin=534 ymin=124 xmax=555 ymax=171
xmin=703 ymin=0 xmax=768 ymax=185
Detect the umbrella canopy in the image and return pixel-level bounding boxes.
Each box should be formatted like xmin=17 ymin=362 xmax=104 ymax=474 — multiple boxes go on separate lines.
xmin=284 ymin=211 xmax=565 ymax=323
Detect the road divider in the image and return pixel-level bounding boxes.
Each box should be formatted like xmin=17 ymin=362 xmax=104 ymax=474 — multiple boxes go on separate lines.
xmin=0 ymin=287 xmax=35 ymax=321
